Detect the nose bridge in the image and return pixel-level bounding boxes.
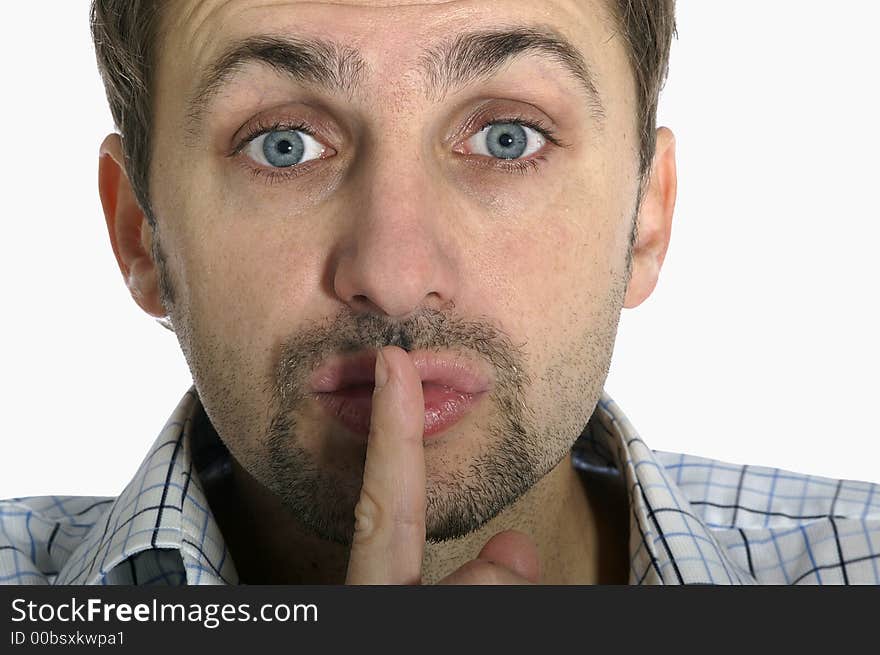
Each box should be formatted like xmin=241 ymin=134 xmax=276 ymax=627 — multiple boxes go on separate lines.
xmin=332 ymin=138 xmax=456 ymax=319
xmin=367 ymin=140 xmax=431 ymax=224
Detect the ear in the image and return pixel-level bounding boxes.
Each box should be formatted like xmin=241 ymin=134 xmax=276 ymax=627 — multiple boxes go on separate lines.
xmin=623 ymin=127 xmax=677 ymax=309
xmin=98 ymin=134 xmax=166 ymax=318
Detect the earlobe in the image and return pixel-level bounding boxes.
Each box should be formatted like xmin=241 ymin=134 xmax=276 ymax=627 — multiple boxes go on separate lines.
xmin=623 ymin=127 xmax=677 ymax=309
xmin=98 ymin=134 xmax=166 ymax=318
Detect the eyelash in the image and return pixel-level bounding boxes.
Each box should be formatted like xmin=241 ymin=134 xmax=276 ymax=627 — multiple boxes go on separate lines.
xmin=469 ymin=115 xmax=564 ymax=176
xmin=230 ymin=115 xmax=564 ymax=184
xmin=229 ymin=119 xmax=321 ymax=184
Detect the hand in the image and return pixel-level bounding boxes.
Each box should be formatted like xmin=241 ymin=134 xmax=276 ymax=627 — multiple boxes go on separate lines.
xmin=344 ymin=346 xmax=541 ymax=585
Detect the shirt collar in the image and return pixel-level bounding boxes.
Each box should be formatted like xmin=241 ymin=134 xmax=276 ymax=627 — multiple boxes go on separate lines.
xmin=575 ymin=395 xmax=756 ymax=584
xmin=57 ymin=387 xmax=754 ymax=585
xmin=56 ymin=389 xmax=240 ymax=585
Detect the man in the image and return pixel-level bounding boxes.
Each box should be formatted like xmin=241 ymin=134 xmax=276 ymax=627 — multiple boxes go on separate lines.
xmin=1 ymin=0 xmax=878 ymax=586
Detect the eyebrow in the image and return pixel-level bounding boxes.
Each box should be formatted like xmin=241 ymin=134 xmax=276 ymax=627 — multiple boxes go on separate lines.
xmin=186 ymin=36 xmax=367 ymax=130
xmin=186 ymin=25 xmax=605 ymax=132
xmin=420 ymin=26 xmax=604 ymax=117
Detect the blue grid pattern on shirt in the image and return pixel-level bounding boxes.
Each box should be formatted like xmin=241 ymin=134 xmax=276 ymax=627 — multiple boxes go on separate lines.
xmin=653 ymin=448 xmax=880 ymax=584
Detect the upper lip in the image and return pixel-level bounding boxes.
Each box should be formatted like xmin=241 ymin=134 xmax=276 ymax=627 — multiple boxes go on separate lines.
xmin=309 ymin=349 xmax=492 ymax=394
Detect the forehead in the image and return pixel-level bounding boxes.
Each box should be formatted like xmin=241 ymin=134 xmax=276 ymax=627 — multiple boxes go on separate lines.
xmin=160 ymin=0 xmax=621 ymax=87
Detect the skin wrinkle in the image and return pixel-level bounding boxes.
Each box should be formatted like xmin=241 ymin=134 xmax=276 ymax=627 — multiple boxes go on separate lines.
xmin=186 ymin=36 xmax=368 ymax=136
xmin=185 ymin=25 xmax=604 ymax=137
xmin=138 ymin=0 xmax=651 ymax=584
xmin=419 ymin=26 xmax=604 ymax=116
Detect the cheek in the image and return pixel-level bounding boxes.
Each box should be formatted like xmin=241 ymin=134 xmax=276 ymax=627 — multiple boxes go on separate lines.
xmin=475 ymin=185 xmax=631 ymax=398
xmin=186 ymin=227 xmax=320 ymax=332
xmin=155 ymin=155 xmax=330 ymax=331
xmin=488 ymin=201 xmax=624 ymax=320
xmin=166 ymin=203 xmax=328 ymax=392
xmin=488 ymin=207 xmax=631 ymax=436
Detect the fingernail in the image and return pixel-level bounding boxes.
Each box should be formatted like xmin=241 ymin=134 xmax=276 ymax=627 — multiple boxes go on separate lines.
xmin=374 ymin=349 xmax=389 ymax=391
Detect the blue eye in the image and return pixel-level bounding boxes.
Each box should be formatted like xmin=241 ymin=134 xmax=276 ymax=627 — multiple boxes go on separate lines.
xmin=467 ymin=122 xmax=545 ymax=160
xmin=244 ymin=128 xmax=326 ymax=168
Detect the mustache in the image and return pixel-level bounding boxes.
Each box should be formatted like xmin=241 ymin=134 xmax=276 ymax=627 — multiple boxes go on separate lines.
xmin=271 ymin=306 xmax=530 ymax=406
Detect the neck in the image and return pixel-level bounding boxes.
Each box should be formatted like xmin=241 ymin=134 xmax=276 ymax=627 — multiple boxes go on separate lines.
xmin=203 ymin=442 xmax=629 ymax=585
xmin=420 ymin=453 xmax=630 ymax=584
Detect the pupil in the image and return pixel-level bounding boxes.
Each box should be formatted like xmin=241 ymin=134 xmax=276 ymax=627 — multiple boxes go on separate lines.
xmin=499 ymin=133 xmax=514 ymax=148
xmin=276 ymin=140 xmax=293 ymax=154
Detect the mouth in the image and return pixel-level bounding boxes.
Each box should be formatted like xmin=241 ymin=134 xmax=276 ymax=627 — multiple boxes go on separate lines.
xmin=309 ymin=349 xmax=492 ymax=439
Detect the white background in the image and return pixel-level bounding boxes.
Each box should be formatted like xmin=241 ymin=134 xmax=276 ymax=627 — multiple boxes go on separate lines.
xmin=1 ymin=2 xmax=877 ymax=498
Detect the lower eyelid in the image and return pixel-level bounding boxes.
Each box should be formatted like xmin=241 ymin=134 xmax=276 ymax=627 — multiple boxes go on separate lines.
xmin=234 ymin=155 xmax=323 ymax=184
xmin=458 ymin=153 xmax=548 ymax=174
xmin=235 ymin=153 xmax=545 ymax=188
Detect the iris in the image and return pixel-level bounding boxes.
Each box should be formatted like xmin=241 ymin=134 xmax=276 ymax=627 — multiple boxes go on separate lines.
xmin=262 ymin=130 xmax=305 ymax=167
xmin=485 ymin=123 xmax=528 ymax=159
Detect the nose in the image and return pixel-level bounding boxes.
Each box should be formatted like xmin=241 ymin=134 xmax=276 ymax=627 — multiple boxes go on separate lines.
xmin=331 ymin=155 xmax=460 ymax=319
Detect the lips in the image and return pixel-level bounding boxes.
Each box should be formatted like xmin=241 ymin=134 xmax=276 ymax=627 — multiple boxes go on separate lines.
xmin=309 ymin=349 xmax=492 ymax=439
xmin=308 ymin=349 xmax=492 ymax=395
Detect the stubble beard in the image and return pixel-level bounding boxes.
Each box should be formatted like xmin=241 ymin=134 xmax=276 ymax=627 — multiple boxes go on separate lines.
xmin=255 ymin=375 xmax=551 ymax=546
xmin=249 ymin=311 xmax=555 ymax=546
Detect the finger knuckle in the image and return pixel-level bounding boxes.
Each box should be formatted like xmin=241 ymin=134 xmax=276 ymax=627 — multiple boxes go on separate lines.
xmin=352 ymin=487 xmax=383 ymax=545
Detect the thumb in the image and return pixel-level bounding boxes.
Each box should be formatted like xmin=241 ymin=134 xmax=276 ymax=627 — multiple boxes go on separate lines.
xmin=476 ymin=530 xmax=542 ymax=584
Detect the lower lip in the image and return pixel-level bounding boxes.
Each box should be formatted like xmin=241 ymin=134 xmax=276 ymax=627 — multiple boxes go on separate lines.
xmin=313 ymin=383 xmax=486 ymax=440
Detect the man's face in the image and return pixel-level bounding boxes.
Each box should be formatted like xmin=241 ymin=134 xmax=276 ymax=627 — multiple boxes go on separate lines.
xmin=148 ymin=0 xmax=641 ymax=543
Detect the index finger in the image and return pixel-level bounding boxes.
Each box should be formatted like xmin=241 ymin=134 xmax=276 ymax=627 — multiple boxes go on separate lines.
xmin=345 ymin=346 xmax=427 ymax=584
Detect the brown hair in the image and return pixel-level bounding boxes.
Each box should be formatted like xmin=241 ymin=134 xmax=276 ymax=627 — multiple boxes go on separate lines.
xmin=610 ymin=0 xmax=677 ymax=185
xmin=91 ymin=1 xmax=162 ymax=224
xmin=91 ymin=0 xmax=676 ymax=225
